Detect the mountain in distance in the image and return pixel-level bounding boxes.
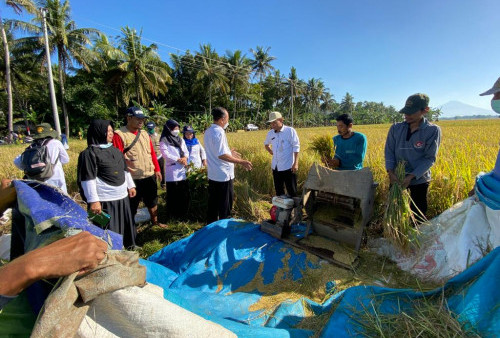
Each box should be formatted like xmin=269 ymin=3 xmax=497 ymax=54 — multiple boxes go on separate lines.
xmin=438 ymin=100 xmax=496 ymax=119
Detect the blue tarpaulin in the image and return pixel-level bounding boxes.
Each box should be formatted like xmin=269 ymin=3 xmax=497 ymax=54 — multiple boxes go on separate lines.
xmin=144 ymin=219 xmax=500 ymax=337
xmin=13 ymin=180 xmax=123 ymax=250
xmin=11 ymin=180 xmax=124 ymax=314
xmin=10 ymin=181 xmax=500 ymax=336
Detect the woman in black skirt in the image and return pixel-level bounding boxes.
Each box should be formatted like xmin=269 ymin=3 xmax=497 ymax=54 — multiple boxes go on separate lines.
xmin=77 ymin=119 xmax=137 ymax=248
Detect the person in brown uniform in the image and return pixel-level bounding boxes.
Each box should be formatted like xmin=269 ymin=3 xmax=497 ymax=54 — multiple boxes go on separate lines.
xmin=112 ymin=107 xmax=166 ymax=228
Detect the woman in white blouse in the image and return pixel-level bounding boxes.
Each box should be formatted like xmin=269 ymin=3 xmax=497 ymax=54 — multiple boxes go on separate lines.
xmin=159 ymin=120 xmax=190 ymax=220
xmin=182 ymin=125 xmax=207 ymax=169
xmin=77 ymin=119 xmax=137 ymax=248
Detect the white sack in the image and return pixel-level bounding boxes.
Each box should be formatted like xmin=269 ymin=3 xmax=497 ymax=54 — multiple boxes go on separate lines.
xmin=77 ymin=283 xmax=236 ymax=338
xmin=370 ymin=197 xmax=500 ymax=283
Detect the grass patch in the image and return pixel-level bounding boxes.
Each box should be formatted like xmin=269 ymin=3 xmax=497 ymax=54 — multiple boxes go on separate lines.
xmin=135 ymin=221 xmax=204 ymax=258
xmin=350 ymin=291 xmax=481 ymax=337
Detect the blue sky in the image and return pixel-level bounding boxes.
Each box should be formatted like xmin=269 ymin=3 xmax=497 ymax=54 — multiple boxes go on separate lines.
xmin=2 ymin=0 xmax=499 ymax=110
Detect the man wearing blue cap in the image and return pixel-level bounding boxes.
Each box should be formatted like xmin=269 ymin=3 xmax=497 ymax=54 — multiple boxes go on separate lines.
xmin=113 ymin=107 xmax=165 ymax=228
xmin=385 ymin=93 xmax=442 ymax=220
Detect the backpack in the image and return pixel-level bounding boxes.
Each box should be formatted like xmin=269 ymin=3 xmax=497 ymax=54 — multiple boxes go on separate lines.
xmin=20 ymin=137 xmax=58 ymax=181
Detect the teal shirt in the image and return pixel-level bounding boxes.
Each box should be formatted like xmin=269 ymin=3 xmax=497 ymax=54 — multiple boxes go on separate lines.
xmin=333 ymin=132 xmax=367 ymax=170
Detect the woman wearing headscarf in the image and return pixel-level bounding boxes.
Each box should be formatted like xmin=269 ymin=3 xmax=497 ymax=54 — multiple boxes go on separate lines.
xmin=182 ymin=125 xmax=207 ymax=169
xmin=77 ymin=119 xmax=137 ymax=248
xmin=160 ymin=120 xmax=190 ymax=220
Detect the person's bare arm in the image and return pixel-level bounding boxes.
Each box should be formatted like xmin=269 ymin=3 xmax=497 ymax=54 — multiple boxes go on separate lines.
xmin=265 ymin=144 xmax=273 ymax=155
xmin=387 ymin=170 xmax=398 ymax=184
xmin=0 ymin=232 xmax=107 ymax=296
xmin=292 ymin=152 xmax=299 ymax=172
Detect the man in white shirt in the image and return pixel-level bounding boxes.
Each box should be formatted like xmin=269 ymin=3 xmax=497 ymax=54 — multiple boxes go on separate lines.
xmin=14 ymin=123 xmax=70 ymax=193
xmin=264 ymin=112 xmax=300 ymax=197
xmin=204 ymin=107 xmax=252 ymax=224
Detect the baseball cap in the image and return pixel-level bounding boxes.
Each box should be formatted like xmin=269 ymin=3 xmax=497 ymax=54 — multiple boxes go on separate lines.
xmin=399 ymin=93 xmax=430 ymax=115
xmin=479 ymin=77 xmax=500 ymax=96
xmin=182 ymin=125 xmax=195 ymax=133
xmin=126 ymin=106 xmax=148 ymax=119
xmin=267 ymin=111 xmax=283 ymax=123
xmin=146 ymin=121 xmax=155 ymax=129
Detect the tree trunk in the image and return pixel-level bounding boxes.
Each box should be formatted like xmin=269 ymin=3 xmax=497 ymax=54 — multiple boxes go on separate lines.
xmin=1 ymin=19 xmax=13 ymax=143
xmin=57 ymin=49 xmax=69 ymax=136
xmin=258 ymin=74 xmax=263 ymax=114
xmin=234 ymin=93 xmax=237 ymax=120
xmin=209 ymin=81 xmax=212 ymax=113
xmin=134 ymin=68 xmax=140 ymax=105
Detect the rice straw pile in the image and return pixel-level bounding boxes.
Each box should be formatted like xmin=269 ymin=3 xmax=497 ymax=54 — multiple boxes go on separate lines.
xmin=383 ymin=161 xmax=422 ymax=252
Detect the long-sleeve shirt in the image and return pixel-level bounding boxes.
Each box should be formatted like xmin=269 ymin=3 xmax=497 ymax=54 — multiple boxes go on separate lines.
xmin=81 ymin=172 xmax=135 ymax=203
xmin=384 ymin=118 xmax=441 ymax=185
xmin=187 ymin=143 xmax=206 ymax=169
xmin=112 ymin=132 xmax=160 ymax=173
xmin=333 ymin=132 xmax=367 ymax=170
xmin=160 ymin=140 xmax=189 ymax=182
xmin=14 ymin=138 xmax=70 ymax=193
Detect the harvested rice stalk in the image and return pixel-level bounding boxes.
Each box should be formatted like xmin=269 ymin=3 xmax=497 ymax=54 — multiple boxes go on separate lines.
xmin=350 ymin=292 xmax=481 ymax=337
xmin=383 ymin=161 xmax=422 ymax=252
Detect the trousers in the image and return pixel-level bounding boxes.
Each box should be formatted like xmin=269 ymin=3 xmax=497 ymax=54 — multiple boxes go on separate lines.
xmin=272 ymin=168 xmax=297 ymax=197
xmin=207 ymin=179 xmax=234 ymax=224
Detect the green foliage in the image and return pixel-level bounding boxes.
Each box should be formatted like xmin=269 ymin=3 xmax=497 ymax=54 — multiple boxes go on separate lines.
xmin=186 ymin=164 xmax=209 ymax=221
xmin=115 ymin=26 xmax=172 ymax=106
xmin=0 ymin=9 xmax=445 ymax=136
xmin=137 ymin=239 xmax=165 ymax=258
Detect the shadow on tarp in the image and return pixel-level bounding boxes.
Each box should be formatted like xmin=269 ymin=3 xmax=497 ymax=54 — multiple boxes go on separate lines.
xmin=143 ymin=219 xmax=500 ymax=337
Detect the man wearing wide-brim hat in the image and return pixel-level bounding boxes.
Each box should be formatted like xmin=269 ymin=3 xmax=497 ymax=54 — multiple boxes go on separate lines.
xmin=384 ymin=93 xmax=442 ymax=221
xmin=13 ymin=123 xmax=70 ymax=193
xmin=264 ymin=111 xmax=300 ymax=197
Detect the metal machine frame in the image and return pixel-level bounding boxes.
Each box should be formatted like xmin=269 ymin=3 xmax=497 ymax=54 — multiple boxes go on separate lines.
xmin=261 ymin=164 xmax=377 ymax=269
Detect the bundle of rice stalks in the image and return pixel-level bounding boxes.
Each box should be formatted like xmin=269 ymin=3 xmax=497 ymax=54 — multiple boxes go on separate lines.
xmin=351 ymin=292 xmax=481 ymax=337
xmin=383 ymin=161 xmax=422 ymax=252
xmin=309 ymin=135 xmax=334 ymax=167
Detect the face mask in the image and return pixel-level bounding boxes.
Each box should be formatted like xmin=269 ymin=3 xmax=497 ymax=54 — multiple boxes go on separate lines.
xmin=99 ymin=143 xmax=113 ymax=149
xmin=491 ymin=99 xmax=500 ymax=114
xmin=172 ymin=130 xmax=180 ymax=137
xmin=223 ymin=122 xmax=229 ymax=130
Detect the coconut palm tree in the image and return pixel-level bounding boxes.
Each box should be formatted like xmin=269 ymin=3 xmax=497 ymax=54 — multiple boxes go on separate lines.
xmin=1 ymin=33 xmax=47 ymax=133
xmin=113 ymin=26 xmax=172 ymax=106
xmin=305 ymin=78 xmax=326 ymax=112
xmin=320 ymin=91 xmax=336 ymax=112
xmin=12 ymin=0 xmax=102 ymax=135
xmin=225 ymin=49 xmax=251 ymax=118
xmin=1 ymin=0 xmax=36 ymax=141
xmin=250 ymin=46 xmax=275 ymax=113
xmin=195 ymin=43 xmax=228 ymax=112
